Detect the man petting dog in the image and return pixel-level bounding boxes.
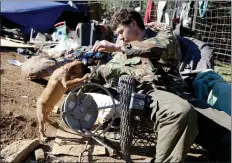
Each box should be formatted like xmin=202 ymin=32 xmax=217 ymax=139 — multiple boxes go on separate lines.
xmin=36 ymin=60 xmax=89 ymax=142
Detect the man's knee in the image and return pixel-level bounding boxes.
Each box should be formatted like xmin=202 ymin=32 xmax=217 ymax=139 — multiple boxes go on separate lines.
xmin=149 ymin=90 xmax=198 ymax=124
xmin=171 ymin=102 xmax=198 ymax=126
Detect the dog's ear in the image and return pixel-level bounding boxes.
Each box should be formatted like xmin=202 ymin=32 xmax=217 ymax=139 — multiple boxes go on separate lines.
xmin=69 ymin=65 xmax=75 ymax=73
xmin=67 ymin=63 xmax=77 ymax=75
xmin=72 ymin=64 xmax=85 ymax=77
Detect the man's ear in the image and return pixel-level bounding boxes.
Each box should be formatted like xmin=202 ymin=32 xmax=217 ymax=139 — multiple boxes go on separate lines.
xmin=132 ymin=20 xmax=137 ymax=28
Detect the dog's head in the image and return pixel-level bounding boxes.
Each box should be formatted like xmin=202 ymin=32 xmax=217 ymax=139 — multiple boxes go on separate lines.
xmin=66 ymin=60 xmax=91 ymax=78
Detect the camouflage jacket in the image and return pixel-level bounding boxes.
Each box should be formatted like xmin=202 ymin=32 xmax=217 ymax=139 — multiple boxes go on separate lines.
xmin=97 ymin=25 xmax=188 ymax=92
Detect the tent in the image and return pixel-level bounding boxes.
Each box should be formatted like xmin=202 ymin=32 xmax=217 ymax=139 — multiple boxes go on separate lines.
xmin=0 ymin=2 xmax=88 ymax=35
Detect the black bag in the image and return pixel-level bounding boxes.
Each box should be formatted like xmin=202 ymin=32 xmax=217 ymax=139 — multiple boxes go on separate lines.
xmin=76 ymin=23 xmax=97 ymax=46
xmin=75 ymin=22 xmax=114 ymax=46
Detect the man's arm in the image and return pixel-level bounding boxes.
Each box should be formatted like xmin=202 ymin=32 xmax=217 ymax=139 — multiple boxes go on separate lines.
xmin=121 ymin=29 xmax=178 ymax=61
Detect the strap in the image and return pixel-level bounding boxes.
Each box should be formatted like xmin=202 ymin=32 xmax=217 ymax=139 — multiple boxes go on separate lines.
xmin=89 ymin=23 xmax=94 ymax=46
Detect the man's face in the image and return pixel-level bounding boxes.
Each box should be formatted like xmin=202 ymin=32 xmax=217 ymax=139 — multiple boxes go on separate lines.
xmin=115 ymin=20 xmax=138 ymax=44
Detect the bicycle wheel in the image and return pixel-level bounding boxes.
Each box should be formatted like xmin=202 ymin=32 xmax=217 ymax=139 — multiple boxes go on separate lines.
xmin=119 ymin=75 xmax=135 ymax=162
xmin=62 ymin=82 xmax=118 ymax=137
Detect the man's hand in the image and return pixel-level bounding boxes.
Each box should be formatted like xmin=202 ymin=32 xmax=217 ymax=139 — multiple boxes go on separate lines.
xmin=92 ymin=40 xmax=122 ymax=53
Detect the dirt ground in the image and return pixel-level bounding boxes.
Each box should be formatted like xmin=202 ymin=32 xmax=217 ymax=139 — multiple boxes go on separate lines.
xmin=1 ymin=52 xmax=42 ymax=148
xmin=0 ymin=52 xmax=61 ymax=159
xmin=1 ymin=51 xmax=208 ymax=162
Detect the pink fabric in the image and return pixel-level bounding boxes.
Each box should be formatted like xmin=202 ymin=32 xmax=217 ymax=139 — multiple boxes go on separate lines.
xmin=144 ymin=0 xmax=153 ymax=24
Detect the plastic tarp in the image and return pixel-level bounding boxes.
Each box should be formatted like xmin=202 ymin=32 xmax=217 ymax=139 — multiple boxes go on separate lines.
xmin=0 ymin=2 xmax=87 ymax=34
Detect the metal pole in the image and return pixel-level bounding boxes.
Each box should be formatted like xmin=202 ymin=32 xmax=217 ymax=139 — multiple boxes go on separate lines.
xmin=83 ymin=129 xmax=117 ymax=156
xmin=192 ymin=1 xmax=199 ymax=31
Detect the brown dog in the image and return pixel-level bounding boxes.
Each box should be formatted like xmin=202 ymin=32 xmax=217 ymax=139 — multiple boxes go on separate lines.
xmin=36 ymin=60 xmax=89 ymax=142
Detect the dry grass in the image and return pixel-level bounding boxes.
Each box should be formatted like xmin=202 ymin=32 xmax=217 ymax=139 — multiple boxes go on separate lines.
xmin=214 ymin=61 xmax=231 ymax=83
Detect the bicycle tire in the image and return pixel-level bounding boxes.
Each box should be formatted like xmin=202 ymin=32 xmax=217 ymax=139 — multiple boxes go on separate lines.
xmin=119 ymin=75 xmax=135 ymax=162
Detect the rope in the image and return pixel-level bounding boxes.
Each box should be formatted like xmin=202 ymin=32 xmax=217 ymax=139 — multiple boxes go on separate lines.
xmin=78 ymin=126 xmax=103 ymax=162
xmin=78 ymin=139 xmax=91 ymax=163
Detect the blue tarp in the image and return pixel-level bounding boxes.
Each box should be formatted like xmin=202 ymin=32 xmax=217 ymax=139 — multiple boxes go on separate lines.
xmin=0 ymin=2 xmax=87 ymax=35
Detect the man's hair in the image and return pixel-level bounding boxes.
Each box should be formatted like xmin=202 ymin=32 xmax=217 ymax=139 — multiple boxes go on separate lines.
xmin=110 ymin=8 xmax=145 ymax=31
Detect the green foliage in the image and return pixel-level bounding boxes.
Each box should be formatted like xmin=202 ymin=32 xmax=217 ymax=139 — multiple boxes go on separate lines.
xmin=100 ymin=1 xmax=147 ymax=20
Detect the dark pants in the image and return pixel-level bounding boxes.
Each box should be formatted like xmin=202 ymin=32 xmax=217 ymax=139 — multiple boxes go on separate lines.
xmin=195 ymin=112 xmax=231 ymax=162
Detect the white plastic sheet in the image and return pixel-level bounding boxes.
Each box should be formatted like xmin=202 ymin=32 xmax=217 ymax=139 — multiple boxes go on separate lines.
xmin=86 ymin=93 xmax=120 ymax=124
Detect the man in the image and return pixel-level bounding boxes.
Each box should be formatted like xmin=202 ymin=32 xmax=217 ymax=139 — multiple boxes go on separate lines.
xmin=92 ymin=9 xmax=198 ymax=162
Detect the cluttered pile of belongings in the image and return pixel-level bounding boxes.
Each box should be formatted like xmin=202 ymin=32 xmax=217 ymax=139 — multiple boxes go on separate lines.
xmin=19 ymin=20 xmax=114 ymax=80
xmin=0 ymin=2 xmax=114 ymax=80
